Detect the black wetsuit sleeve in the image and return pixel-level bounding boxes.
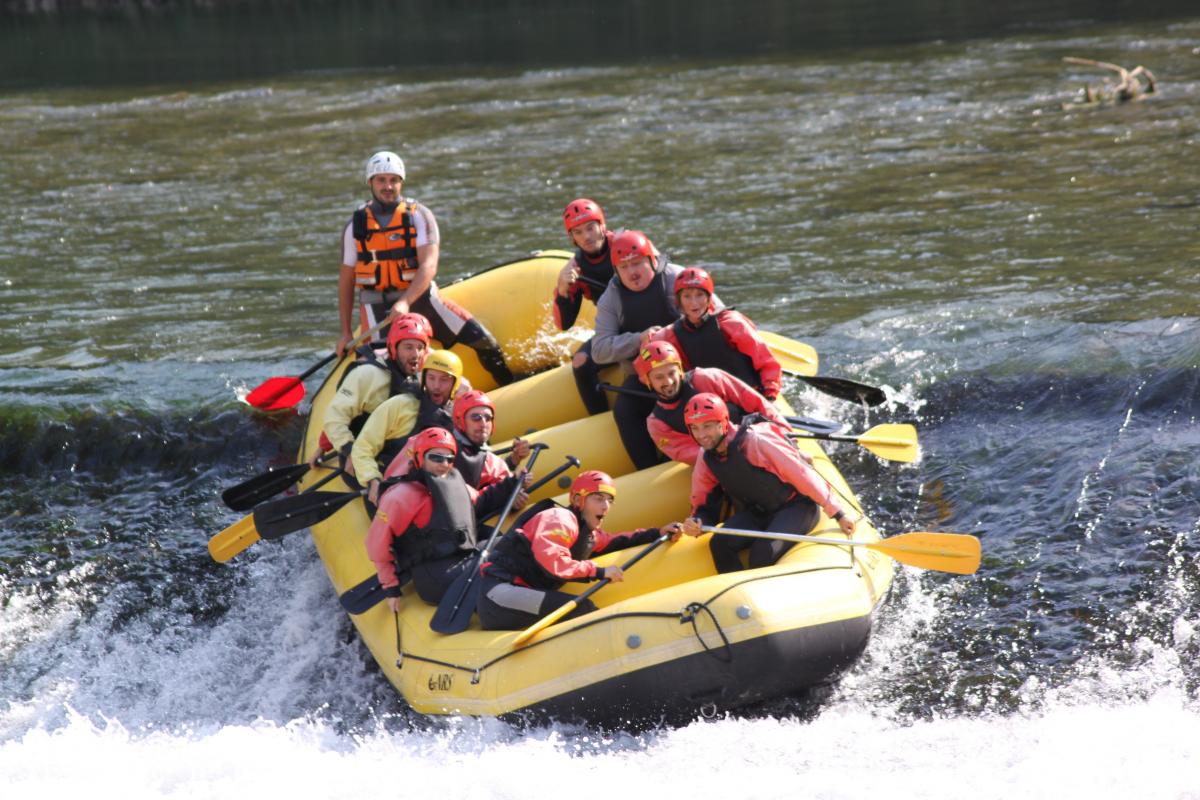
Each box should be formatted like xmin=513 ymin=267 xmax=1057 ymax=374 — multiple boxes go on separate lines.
xmin=595 ymin=528 xmax=661 ymax=554
xmin=555 ymin=288 xmax=585 ymax=330
xmin=474 ymin=474 xmax=520 ymax=520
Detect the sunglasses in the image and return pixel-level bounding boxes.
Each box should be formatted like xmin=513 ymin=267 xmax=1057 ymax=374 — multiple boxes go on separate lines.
xmin=466 ymin=412 xmax=494 ymax=422
xmin=424 ymin=453 xmax=455 ymax=465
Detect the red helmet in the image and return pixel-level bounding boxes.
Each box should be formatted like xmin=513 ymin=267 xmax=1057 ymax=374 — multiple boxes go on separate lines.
xmin=675 ymin=266 xmax=715 ymax=298
xmin=633 ymin=341 xmax=683 ymax=385
xmin=684 ymin=393 xmax=730 ymax=432
xmin=409 ymin=426 xmax=457 ymax=468
xmin=562 ymin=198 xmax=605 ymax=233
xmin=570 ymin=470 xmax=617 ymax=504
xmin=452 ymin=389 xmax=495 ymax=432
xmin=611 ymin=230 xmax=656 ymax=268
xmin=386 ymin=312 xmax=433 ymax=360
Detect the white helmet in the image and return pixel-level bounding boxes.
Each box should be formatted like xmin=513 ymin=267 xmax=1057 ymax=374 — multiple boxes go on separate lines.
xmin=365 ymin=150 xmax=406 ymax=183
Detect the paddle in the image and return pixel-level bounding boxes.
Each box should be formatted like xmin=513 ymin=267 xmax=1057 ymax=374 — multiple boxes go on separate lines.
xmin=221 ymin=452 xmax=337 ymax=511
xmin=789 ymin=423 xmax=918 ymax=464
xmin=253 ymin=485 xmax=375 ymax=540
xmin=596 ymin=382 xmax=842 ymax=435
xmin=511 ymin=532 xmax=671 ymax=648
xmin=793 ymin=375 xmax=885 ymax=407
xmin=243 ymin=316 xmax=392 ymax=412
xmin=341 ymin=453 xmax=582 ymax=617
xmin=699 ymin=526 xmax=981 ymax=575
xmin=207 ymin=466 xmax=347 ymax=562
xmin=428 ymin=445 xmax=551 ymax=634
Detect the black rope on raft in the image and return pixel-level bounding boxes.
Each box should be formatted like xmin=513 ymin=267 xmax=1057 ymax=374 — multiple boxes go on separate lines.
xmin=680 ymin=601 xmax=733 ymax=663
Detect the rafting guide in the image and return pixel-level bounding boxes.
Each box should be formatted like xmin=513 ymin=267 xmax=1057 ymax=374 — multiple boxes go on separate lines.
xmin=339 ymin=150 xmax=514 ymax=385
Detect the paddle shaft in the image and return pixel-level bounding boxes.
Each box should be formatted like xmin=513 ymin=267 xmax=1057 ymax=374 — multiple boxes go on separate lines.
xmin=222 ymin=451 xmax=339 ymax=511
xmin=512 ymin=533 xmax=670 ymax=648
xmin=792 ymin=423 xmax=917 ymax=463
xmin=250 ymin=315 xmax=394 ymax=409
xmin=699 ymin=525 xmax=981 ymax=575
xmin=438 ymin=445 xmax=547 ymax=622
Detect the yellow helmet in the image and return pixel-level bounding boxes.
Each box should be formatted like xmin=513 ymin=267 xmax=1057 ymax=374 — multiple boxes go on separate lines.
xmin=422 ymin=349 xmax=463 ymax=395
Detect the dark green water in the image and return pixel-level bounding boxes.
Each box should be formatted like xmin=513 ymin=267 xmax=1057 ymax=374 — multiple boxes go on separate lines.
xmin=1 ymin=5 xmax=1198 ymax=794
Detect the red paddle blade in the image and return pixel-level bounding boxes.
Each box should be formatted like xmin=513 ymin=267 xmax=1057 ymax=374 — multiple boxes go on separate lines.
xmin=244 ymin=376 xmax=305 ymax=411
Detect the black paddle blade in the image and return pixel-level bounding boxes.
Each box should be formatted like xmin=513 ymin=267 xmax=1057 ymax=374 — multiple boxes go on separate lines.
xmin=799 ymin=375 xmax=887 ymax=407
xmin=340 ymin=575 xmax=387 ymax=614
xmin=429 ymin=559 xmax=484 ymax=634
xmin=221 ymin=463 xmax=311 ymax=511
xmin=253 ymin=490 xmax=361 ymax=540
xmin=786 ymin=415 xmax=846 ymax=435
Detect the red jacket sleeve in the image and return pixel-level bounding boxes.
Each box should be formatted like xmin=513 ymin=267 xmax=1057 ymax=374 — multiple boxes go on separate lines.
xmin=647 ymin=413 xmax=701 ymax=464
xmin=477 ymin=452 xmax=513 ymax=489
xmin=366 ymin=482 xmax=431 ymax=591
xmin=716 ymin=311 xmax=782 ymax=400
xmin=744 ymin=424 xmax=844 ymax=518
xmin=526 ymin=507 xmax=598 ymax=581
xmin=690 ymin=367 xmax=789 ymax=431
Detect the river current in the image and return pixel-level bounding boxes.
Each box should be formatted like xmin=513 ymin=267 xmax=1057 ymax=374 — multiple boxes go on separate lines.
xmin=2 ymin=9 xmax=1199 ymax=798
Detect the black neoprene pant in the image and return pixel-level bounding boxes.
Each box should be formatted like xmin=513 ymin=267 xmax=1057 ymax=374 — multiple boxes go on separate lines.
xmin=571 ymin=338 xmax=610 ymax=415
xmin=477 ymin=575 xmax=598 ymax=630
xmin=613 ymin=373 xmax=664 ymax=470
xmin=708 ymin=498 xmax=820 ymax=573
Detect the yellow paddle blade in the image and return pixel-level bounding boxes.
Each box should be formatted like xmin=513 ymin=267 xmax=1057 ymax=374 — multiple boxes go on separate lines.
xmin=858 ymin=423 xmax=919 ymax=463
xmin=869 ymin=532 xmax=981 ymax=575
xmin=208 ymin=514 xmax=260 ymax=563
xmin=760 ymin=330 xmax=818 ymax=376
xmin=512 ymin=599 xmax=578 ymax=648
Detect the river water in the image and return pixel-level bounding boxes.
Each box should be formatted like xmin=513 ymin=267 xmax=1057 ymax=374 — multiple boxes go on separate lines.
xmin=2 ymin=7 xmax=1200 ymax=798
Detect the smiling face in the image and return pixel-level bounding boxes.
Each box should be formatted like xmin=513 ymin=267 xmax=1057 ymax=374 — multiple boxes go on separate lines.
xmin=393 ymin=339 xmax=427 ymax=376
xmin=677 ymin=286 xmax=711 ymax=324
xmin=569 ymin=220 xmax=607 ymax=255
xmin=647 ymin=362 xmax=683 ymax=401
xmin=369 ymin=173 xmax=403 ymax=205
xmin=423 ymin=369 xmax=456 ymax=406
xmin=576 ymin=491 xmax=614 ymax=530
xmin=688 ymin=419 xmax=728 ymax=453
xmin=461 ymin=405 xmax=494 ymax=446
xmin=616 ymin=256 xmax=655 ymax=291
xmin=421 ymin=447 xmax=456 ymax=477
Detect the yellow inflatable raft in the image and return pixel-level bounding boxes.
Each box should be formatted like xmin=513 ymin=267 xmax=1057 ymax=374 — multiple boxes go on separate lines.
xmin=296 ymin=252 xmax=894 ymax=722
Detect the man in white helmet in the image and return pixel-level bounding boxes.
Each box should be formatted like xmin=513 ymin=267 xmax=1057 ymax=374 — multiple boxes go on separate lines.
xmin=337 ymin=150 xmax=514 ymax=385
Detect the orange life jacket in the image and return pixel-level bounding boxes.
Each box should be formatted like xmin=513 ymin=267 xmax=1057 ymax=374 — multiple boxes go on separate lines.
xmin=352 ymin=201 xmax=420 ymax=291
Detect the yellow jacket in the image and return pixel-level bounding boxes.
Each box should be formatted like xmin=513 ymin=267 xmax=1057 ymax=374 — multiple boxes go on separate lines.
xmin=323 ymin=366 xmax=392 ymax=452
xmin=350 ymin=393 xmax=420 ymax=484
